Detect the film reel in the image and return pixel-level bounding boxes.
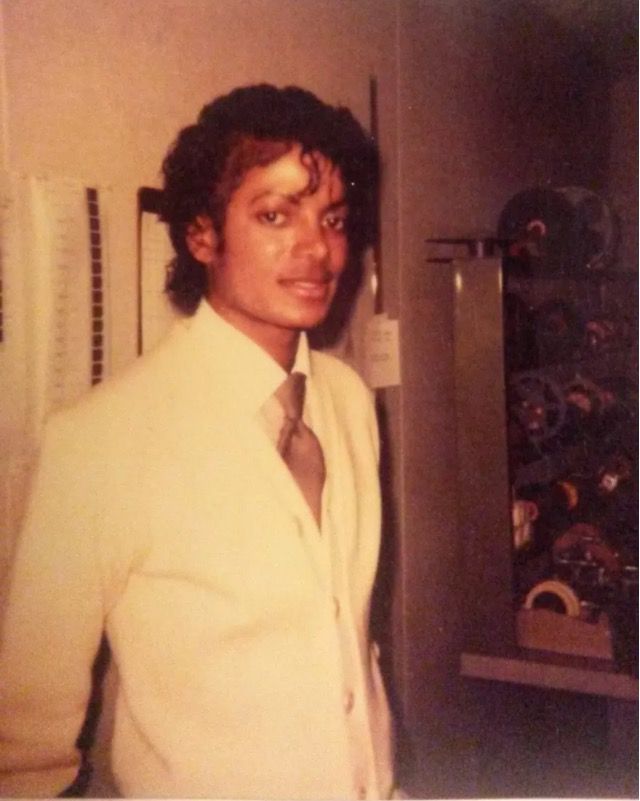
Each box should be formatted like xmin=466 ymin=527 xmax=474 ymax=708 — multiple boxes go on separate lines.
xmin=556 ymin=186 xmax=618 ymax=272
xmin=509 ymin=371 xmax=566 ymax=443
xmin=498 ymin=188 xmax=577 ymax=274
xmin=498 ymin=186 xmax=618 ymax=274
xmin=553 ymin=523 xmax=622 ymax=578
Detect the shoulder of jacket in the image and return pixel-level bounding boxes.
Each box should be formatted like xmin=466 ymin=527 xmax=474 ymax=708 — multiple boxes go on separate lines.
xmin=43 ymin=331 xmax=184 ymax=443
xmin=310 ymin=350 xmax=372 ymax=400
xmin=311 ymin=348 xmax=361 ymax=380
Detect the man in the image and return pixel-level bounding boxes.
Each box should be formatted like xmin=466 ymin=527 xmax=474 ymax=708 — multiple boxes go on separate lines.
xmin=0 ymin=84 xmax=395 ymax=799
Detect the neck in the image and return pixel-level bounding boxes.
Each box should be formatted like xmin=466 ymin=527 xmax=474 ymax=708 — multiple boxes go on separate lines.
xmin=265 ymin=332 xmax=299 ymax=373
xmin=205 ymin=297 xmax=300 ymax=372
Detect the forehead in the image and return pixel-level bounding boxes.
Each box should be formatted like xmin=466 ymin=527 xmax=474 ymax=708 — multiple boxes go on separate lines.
xmin=233 ymin=144 xmax=345 ymax=203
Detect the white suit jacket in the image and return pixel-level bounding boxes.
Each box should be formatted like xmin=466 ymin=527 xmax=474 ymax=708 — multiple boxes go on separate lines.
xmin=0 ymin=303 xmax=394 ymax=799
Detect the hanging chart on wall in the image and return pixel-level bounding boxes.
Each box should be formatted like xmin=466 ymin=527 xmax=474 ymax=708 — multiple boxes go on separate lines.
xmin=0 ymin=172 xmax=111 ymax=562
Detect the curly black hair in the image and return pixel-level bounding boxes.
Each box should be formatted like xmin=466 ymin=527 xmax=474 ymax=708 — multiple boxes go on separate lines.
xmin=160 ymin=84 xmax=380 ymax=317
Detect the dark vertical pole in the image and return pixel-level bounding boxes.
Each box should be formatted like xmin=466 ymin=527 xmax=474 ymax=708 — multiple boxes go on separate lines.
xmin=369 ymin=74 xmax=384 ymax=315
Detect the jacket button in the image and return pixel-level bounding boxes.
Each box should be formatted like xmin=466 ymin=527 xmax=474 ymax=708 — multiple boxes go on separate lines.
xmin=357 ymin=785 xmax=367 ymax=799
xmin=344 ymin=690 xmax=355 ymax=713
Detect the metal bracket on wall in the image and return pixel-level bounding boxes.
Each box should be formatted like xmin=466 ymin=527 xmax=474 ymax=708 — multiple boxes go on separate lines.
xmin=425 ymin=236 xmax=509 ymax=262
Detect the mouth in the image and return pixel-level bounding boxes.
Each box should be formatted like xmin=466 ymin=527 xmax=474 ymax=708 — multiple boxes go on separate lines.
xmin=279 ymin=276 xmax=333 ymax=301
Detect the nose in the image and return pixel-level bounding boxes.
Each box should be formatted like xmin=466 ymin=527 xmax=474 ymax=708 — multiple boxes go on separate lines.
xmin=293 ymin=220 xmax=330 ymax=262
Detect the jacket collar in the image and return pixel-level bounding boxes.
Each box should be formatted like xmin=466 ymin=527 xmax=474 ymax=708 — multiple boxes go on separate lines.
xmin=174 ymin=301 xmax=324 ymax=537
xmin=176 ymin=300 xmax=311 ymax=417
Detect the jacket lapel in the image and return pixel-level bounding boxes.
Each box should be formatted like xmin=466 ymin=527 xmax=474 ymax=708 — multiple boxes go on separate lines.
xmin=242 ymin=416 xmax=319 ymax=531
xmin=168 ymin=306 xmax=328 ymax=576
xmin=308 ymin=366 xmax=358 ymax=563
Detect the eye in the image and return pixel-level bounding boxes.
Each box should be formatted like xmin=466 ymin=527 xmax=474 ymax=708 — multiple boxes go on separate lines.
xmin=258 ymin=210 xmax=287 ymax=226
xmin=323 ymin=211 xmax=348 ymax=232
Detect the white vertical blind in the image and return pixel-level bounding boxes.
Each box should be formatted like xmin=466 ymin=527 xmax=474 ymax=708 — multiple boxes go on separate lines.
xmin=0 ymin=172 xmax=110 ymax=562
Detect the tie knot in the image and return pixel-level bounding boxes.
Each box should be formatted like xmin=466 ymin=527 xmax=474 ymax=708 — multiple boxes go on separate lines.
xmin=276 ymin=372 xmax=306 ymax=423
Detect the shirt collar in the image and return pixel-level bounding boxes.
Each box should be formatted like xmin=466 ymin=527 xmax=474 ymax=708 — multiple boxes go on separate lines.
xmin=188 ymin=300 xmax=311 ymax=415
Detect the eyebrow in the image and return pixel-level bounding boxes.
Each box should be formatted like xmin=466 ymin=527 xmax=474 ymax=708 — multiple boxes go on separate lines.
xmin=249 ymin=190 xmax=347 ymax=208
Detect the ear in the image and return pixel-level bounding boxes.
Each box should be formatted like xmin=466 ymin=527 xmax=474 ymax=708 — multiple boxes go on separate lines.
xmin=185 ymin=215 xmax=218 ymax=265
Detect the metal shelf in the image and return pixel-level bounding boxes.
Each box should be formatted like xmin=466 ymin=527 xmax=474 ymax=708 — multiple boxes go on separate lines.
xmin=461 ymin=649 xmax=638 ymax=701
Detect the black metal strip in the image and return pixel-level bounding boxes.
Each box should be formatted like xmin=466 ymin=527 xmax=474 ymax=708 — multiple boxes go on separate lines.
xmin=86 ymin=188 xmax=104 ymax=385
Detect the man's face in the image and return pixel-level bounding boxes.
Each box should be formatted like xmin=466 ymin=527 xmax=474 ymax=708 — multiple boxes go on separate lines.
xmin=195 ymin=144 xmax=349 ymax=352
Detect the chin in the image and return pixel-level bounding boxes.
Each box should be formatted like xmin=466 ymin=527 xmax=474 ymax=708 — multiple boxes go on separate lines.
xmin=286 ymin=307 xmax=332 ymax=331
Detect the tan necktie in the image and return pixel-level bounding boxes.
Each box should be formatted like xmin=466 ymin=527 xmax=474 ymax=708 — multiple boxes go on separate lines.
xmin=275 ymin=372 xmax=326 ymax=526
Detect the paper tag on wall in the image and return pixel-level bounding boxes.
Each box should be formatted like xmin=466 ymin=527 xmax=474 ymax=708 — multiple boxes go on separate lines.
xmin=364 ymin=313 xmax=401 ymax=388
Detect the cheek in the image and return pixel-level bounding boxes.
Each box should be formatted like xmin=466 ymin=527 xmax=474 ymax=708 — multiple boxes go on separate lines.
xmin=330 ymin=238 xmax=349 ymax=272
xmin=242 ymin=229 xmax=290 ymax=268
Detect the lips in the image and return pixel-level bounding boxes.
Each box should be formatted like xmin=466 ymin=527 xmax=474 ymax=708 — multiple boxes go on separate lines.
xmin=279 ymin=275 xmax=333 ymax=301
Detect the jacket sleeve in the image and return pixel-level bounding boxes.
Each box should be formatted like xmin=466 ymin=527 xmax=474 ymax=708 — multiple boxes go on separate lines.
xmin=0 ymin=413 xmax=105 ymax=797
